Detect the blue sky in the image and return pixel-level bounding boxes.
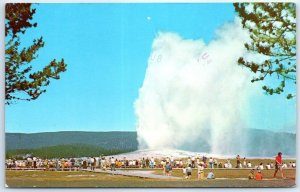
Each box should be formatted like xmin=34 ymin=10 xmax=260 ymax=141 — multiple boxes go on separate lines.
xmin=5 ymin=3 xmax=296 ymax=133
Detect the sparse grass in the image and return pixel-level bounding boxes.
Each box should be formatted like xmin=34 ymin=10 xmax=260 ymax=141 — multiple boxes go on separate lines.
xmin=153 ymin=168 xmax=296 ymax=179
xmin=6 ymin=170 xmax=145 ymax=187
xmin=6 ymin=169 xmax=296 ymax=188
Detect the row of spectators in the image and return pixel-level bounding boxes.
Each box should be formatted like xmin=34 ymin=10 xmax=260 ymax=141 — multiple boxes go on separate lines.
xmin=5 ymin=155 xmax=296 ymax=170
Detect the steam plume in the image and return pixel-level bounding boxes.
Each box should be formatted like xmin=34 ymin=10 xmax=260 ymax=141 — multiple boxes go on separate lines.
xmin=134 ymin=19 xmax=263 ymax=155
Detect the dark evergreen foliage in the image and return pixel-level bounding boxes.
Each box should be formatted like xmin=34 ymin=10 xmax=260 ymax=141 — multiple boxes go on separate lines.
xmin=5 ymin=3 xmax=67 ymax=104
xmin=234 ymin=3 xmax=296 ymax=99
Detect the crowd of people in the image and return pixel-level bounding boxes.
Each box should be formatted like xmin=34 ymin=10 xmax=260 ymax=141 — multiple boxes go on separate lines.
xmin=178 ymin=152 xmax=293 ymax=180
xmin=5 ymin=156 xmax=161 ymax=170
xmin=5 ymin=152 xmax=295 ymax=180
xmin=181 ymin=162 xmax=215 ymax=180
xmin=246 ymin=152 xmax=288 ymax=180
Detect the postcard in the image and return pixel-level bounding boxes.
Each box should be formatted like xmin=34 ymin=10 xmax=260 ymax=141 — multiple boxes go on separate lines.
xmin=5 ymin=2 xmax=296 ymax=188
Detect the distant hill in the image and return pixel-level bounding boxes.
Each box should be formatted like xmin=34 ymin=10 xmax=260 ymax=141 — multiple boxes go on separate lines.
xmin=6 ymin=131 xmax=138 ymax=151
xmin=6 ymin=144 xmax=132 ymax=159
xmin=180 ymin=128 xmax=296 ymax=157
xmin=5 ymin=129 xmax=296 ymax=157
xmin=244 ymin=128 xmax=296 ymax=157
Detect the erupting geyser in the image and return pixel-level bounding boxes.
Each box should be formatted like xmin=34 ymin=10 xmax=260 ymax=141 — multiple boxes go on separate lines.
xmin=134 ymin=19 xmax=264 ymax=155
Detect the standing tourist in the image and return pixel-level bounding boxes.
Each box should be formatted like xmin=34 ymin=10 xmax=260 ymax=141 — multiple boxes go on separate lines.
xmin=27 ymin=156 xmax=32 ymax=168
xmin=236 ymin=155 xmax=241 ymax=168
xmin=101 ymin=157 xmax=106 ymax=170
xmin=243 ymin=157 xmax=247 ymax=168
xmin=146 ymin=158 xmax=150 ymax=168
xmin=161 ymin=160 xmax=166 ymax=176
xmin=170 ymin=156 xmax=174 ymax=167
xmin=55 ymin=159 xmax=60 ymax=171
xmin=191 ymin=156 xmax=195 ymax=168
xmin=82 ymin=159 xmax=87 ymax=169
xmin=33 ymin=156 xmax=37 ymax=168
xmin=274 ymin=152 xmax=285 ymax=178
xmin=187 ymin=157 xmax=192 ymax=167
xmin=197 ymin=163 xmax=205 ymax=180
xmin=209 ymin=157 xmax=214 ymax=169
xmin=165 ymin=162 xmax=171 ymax=176
xmin=90 ymin=157 xmax=95 ymax=170
xmin=150 ymin=157 xmax=155 ymax=169
xmin=186 ymin=164 xmax=192 ymax=179
xmin=110 ymin=157 xmax=116 ymax=171
xmin=202 ymin=155 xmax=207 ymax=164
xmin=213 ymin=158 xmax=218 ymax=168
xmin=182 ymin=166 xmax=187 ymax=179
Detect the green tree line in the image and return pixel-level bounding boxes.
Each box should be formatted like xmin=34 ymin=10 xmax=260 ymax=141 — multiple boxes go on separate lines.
xmin=6 ymin=144 xmax=134 ymax=159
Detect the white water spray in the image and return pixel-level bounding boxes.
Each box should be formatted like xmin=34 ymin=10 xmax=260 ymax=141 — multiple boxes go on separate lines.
xmin=134 ymin=19 xmax=264 ymax=155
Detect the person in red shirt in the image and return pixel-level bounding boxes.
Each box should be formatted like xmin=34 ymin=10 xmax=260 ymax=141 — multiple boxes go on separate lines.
xmin=274 ymin=152 xmax=285 ymax=178
xmin=255 ymin=170 xmax=263 ymax=180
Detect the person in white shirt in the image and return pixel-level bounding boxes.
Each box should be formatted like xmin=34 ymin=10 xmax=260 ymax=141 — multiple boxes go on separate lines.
xmin=101 ymin=157 xmax=106 ymax=170
xmin=266 ymin=163 xmax=271 ymax=170
xmin=227 ymin=160 xmax=232 ymax=168
xmin=151 ymin=157 xmax=155 ymax=163
xmin=192 ymin=156 xmax=196 ymax=168
xmin=14 ymin=160 xmax=18 ymax=168
xmin=37 ymin=160 xmax=42 ymax=168
xmin=209 ymin=157 xmax=214 ymax=169
xmin=150 ymin=157 xmax=155 ymax=169
xmin=247 ymin=162 xmax=252 ymax=168
xmin=259 ymin=163 xmax=264 ymax=170
xmin=170 ymin=156 xmax=174 ymax=166
xmin=243 ymin=157 xmax=247 ymax=168
xmin=187 ymin=157 xmax=192 ymax=167
xmin=224 ymin=162 xmax=229 ymax=168
xmin=110 ymin=157 xmax=116 ymax=171
xmin=182 ymin=166 xmax=187 ymax=179
xmin=90 ymin=157 xmax=95 ymax=170
xmin=150 ymin=157 xmax=154 ymax=166
xmin=95 ymin=157 xmax=100 ymax=168
xmin=198 ymin=163 xmax=205 ymax=180
xmin=14 ymin=161 xmax=19 ymax=168
xmin=213 ymin=158 xmax=218 ymax=167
